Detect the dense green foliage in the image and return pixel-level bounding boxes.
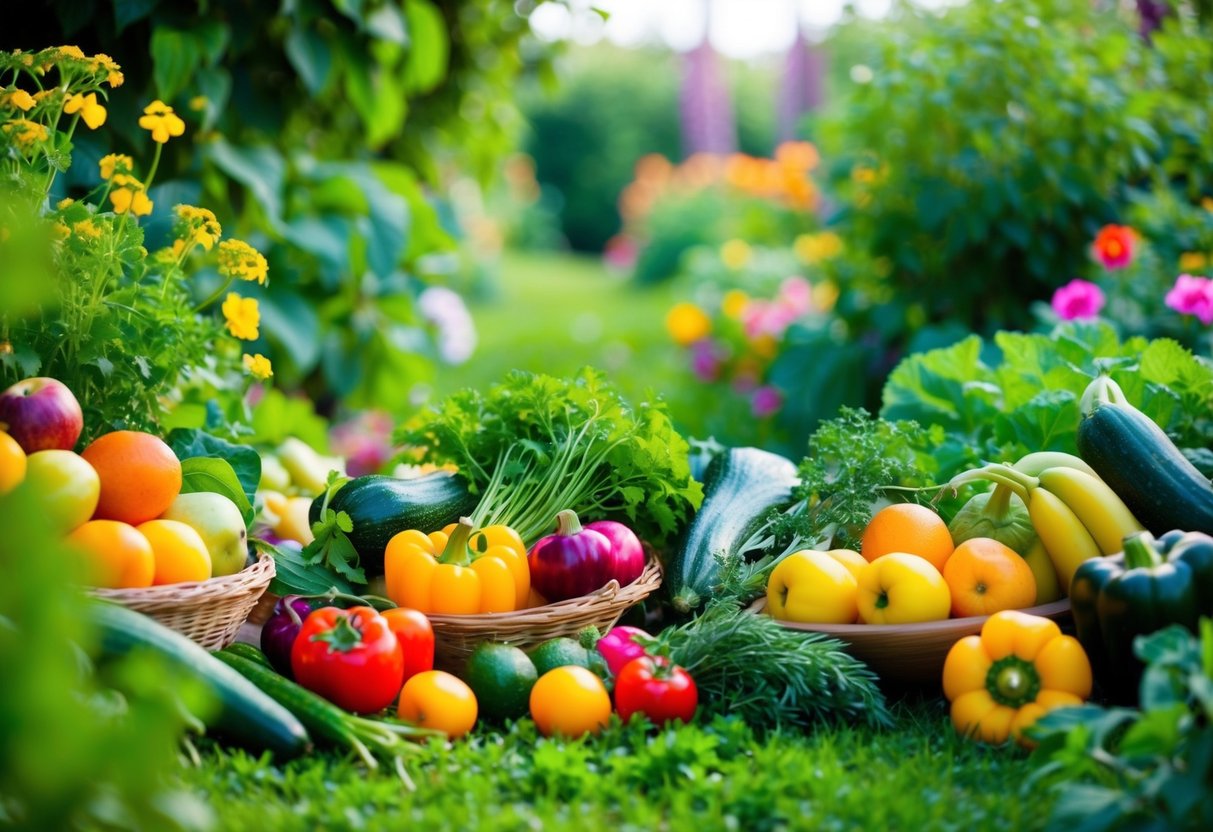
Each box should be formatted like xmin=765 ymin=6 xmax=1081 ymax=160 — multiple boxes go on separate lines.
xmin=819 ymin=0 xmax=1213 ymax=340
xmin=11 ymin=1 xmax=563 ymax=414
xmin=183 ymin=703 xmax=1051 ymax=831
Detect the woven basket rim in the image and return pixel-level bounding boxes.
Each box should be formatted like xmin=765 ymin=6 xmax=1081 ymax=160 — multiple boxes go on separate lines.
xmin=427 ymin=557 xmax=662 ymax=627
xmin=91 ymin=550 xmax=275 ymax=604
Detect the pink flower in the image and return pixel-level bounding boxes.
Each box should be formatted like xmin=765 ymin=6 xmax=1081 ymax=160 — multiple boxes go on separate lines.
xmin=743 ymin=301 xmax=799 ymax=340
xmin=777 ymin=276 xmax=813 ymax=316
xmin=1164 ymin=274 xmax=1213 ymax=325
xmin=330 ymin=410 xmax=395 ymax=477
xmin=603 ymin=234 xmax=639 ymax=270
xmin=690 ymin=339 xmax=725 ymax=382
xmin=1092 ymin=224 xmax=1135 ymax=270
xmin=751 ymin=385 xmax=783 ymax=418
xmin=1051 ymin=279 xmax=1105 ymax=321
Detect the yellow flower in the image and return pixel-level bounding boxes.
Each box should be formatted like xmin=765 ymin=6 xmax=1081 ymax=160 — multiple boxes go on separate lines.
xmin=222 ymin=293 xmax=260 ymax=340
xmin=109 ymin=174 xmax=153 ymax=217
xmin=750 ymin=334 xmax=779 ymax=360
xmin=794 ymin=231 xmax=844 ymax=265
xmin=51 ymin=221 xmax=70 ymax=240
xmin=173 ymin=205 xmax=222 ymax=252
xmin=722 ymin=289 xmax=750 ymax=320
xmin=90 ymin=53 xmax=124 ymax=87
xmin=2 ymin=88 xmax=36 ymax=112
xmin=56 ymin=45 xmax=86 ymax=60
xmin=32 ymin=90 xmax=56 ymax=105
xmin=1179 ymin=252 xmax=1209 ymax=273
xmin=1203 ymin=197 xmax=1213 ymax=213
xmin=64 ymin=92 xmax=106 ymax=130
xmin=217 ymin=239 xmax=268 ymax=284
xmin=813 ymin=280 xmax=840 ymax=312
xmin=720 ymin=239 xmax=752 ymax=270
xmin=665 ymin=302 xmax=711 ymax=346
xmin=242 ymin=353 xmax=273 ymax=380
xmin=99 ymin=153 xmax=133 ymax=181
xmin=72 ymin=219 xmax=102 ymax=240
xmin=138 ymin=100 xmax=185 ymax=144
xmin=189 ymin=95 xmax=208 ymax=111
xmin=56 ymin=197 xmax=74 ymax=210
xmin=2 ymin=119 xmax=48 ymax=149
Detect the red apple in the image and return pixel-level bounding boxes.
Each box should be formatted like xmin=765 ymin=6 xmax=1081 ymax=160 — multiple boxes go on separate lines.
xmin=0 ymin=377 xmax=84 ymax=453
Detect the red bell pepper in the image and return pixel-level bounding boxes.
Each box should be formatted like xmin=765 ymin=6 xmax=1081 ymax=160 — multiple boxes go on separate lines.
xmin=290 ymin=606 xmax=404 ymax=714
xmin=381 ymin=607 xmax=435 ymax=684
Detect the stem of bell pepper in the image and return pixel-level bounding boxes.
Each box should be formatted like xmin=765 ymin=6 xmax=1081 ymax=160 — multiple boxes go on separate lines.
xmin=555 ymin=509 xmax=583 ymax=536
xmin=1123 ymin=532 xmax=1162 ymax=570
xmin=437 ymin=517 xmax=475 ymax=565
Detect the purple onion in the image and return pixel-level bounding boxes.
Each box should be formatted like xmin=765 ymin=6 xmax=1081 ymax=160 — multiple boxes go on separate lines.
xmin=584 ymin=520 xmax=645 ymax=586
xmin=260 ymin=595 xmax=318 ymax=677
xmin=528 ymin=510 xmax=613 ymax=602
xmin=596 ymin=626 xmax=651 ymax=676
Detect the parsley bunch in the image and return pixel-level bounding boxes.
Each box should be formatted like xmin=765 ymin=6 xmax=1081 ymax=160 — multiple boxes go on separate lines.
xmin=398 ymin=369 xmax=703 ymax=548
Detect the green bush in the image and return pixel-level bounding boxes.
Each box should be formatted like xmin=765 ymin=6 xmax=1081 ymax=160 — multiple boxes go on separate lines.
xmin=818 ymin=0 xmax=1213 ymax=341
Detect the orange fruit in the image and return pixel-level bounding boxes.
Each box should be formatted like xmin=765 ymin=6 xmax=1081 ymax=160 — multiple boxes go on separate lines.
xmin=137 ymin=519 xmax=211 ymax=584
xmin=397 ymin=670 xmax=478 ymax=738
xmin=0 ymin=431 xmax=27 ymax=494
xmin=942 ymin=537 xmax=1037 ymax=618
xmin=81 ymin=430 xmax=182 ymax=525
xmin=861 ymin=503 xmax=955 ymax=571
xmin=68 ymin=519 xmax=154 ymax=588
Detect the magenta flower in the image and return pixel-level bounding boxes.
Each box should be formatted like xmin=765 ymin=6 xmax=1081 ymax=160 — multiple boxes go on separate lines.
xmin=690 ymin=339 xmax=725 ymax=382
xmin=750 ymin=385 xmax=783 ymax=418
xmin=330 ymin=410 xmax=395 ymax=477
xmin=1164 ymin=274 xmax=1213 ymax=325
xmin=1051 ymin=279 xmax=1105 ymax=321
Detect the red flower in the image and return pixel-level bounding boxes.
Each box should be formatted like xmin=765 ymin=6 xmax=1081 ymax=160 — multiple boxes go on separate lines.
xmin=1092 ymin=225 xmax=1135 ymax=270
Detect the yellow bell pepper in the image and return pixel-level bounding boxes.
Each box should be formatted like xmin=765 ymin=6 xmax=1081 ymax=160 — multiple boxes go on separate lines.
xmin=943 ymin=609 xmax=1092 ymax=746
xmin=383 ymin=517 xmax=530 ymax=614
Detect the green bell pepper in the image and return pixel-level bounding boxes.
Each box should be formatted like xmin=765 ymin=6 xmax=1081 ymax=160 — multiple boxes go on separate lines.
xmin=1070 ymin=531 xmax=1212 ymax=703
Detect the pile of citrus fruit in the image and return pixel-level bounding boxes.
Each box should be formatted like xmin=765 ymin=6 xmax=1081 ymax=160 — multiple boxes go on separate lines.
xmin=766 ymin=503 xmax=1041 ymax=625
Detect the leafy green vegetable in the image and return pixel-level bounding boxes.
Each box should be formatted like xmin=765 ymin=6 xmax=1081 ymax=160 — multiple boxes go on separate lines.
xmin=1027 ymin=620 xmax=1213 ymax=832
xmin=178 ymin=457 xmax=256 ymax=527
xmin=258 ymin=538 xmax=356 ymax=598
xmin=297 ymin=472 xmax=364 ymax=585
xmin=398 ymin=369 xmax=703 ymax=547
xmin=656 ymin=602 xmax=890 ymax=732
xmin=168 ymin=428 xmax=262 ymax=511
xmin=882 ymin=322 xmax=1213 ymax=480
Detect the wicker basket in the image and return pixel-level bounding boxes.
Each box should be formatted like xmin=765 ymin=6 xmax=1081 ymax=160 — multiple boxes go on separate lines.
xmin=91 ymin=552 xmax=276 ymax=650
xmin=429 ymin=558 xmax=663 ymax=671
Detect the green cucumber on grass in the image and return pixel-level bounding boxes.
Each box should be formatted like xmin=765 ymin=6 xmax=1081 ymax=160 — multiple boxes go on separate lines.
xmin=309 ymin=473 xmax=477 ymax=575
xmin=1077 ymin=376 xmax=1213 ymax=536
xmin=666 ymin=447 xmax=799 ymax=613
xmin=89 ymin=603 xmax=310 ymax=757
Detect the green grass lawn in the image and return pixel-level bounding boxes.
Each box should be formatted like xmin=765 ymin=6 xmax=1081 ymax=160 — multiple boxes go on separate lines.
xmin=187 ymin=698 xmax=1050 ymax=831
xmin=436 ymin=250 xmax=700 ymax=419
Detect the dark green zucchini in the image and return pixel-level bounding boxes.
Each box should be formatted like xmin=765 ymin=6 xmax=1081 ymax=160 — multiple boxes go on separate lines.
xmin=1077 ymin=394 xmax=1213 ymax=537
xmin=310 ymin=472 xmax=477 ymax=575
xmin=89 ymin=602 xmax=310 ymax=757
xmin=666 ymin=447 xmax=799 ymax=613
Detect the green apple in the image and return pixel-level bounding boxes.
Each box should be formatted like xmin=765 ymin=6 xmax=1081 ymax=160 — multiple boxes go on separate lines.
xmin=24 ymin=449 xmax=100 ymax=532
xmin=161 ymin=492 xmax=248 ymax=577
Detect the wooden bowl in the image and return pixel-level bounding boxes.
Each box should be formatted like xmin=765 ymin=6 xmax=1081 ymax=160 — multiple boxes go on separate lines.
xmin=748 ymin=598 xmax=1072 ymax=686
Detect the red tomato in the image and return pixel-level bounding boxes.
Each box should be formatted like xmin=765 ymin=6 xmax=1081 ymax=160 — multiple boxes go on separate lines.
xmin=381 ymin=607 xmax=435 ymax=684
xmin=290 ymin=606 xmax=404 ymax=714
xmin=614 ymin=656 xmax=698 ymax=725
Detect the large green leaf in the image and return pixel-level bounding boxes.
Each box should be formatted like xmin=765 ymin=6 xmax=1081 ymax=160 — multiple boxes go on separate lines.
xmin=150 ymin=25 xmax=201 ymax=101
xmin=284 ymin=25 xmax=333 ymax=95
xmin=204 ymin=139 xmax=285 ymax=228
xmin=178 ymin=457 xmax=255 ymax=527
xmin=168 ymin=429 xmax=261 ymax=514
xmin=402 ymin=0 xmax=448 ymax=93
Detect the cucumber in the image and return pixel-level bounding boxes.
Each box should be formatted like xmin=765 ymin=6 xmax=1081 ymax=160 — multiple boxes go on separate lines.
xmin=666 ymin=447 xmax=799 ymax=613
xmin=1077 ymin=399 xmax=1213 ymax=536
xmin=213 ymin=651 xmax=359 ymax=752
xmin=89 ymin=602 xmax=310 ymax=757
xmin=221 ymin=641 xmax=275 ymax=668
xmin=310 ymin=472 xmax=477 ymax=576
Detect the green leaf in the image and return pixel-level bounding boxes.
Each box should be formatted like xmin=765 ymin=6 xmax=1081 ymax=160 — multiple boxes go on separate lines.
xmin=179 ymin=457 xmax=255 ymax=527
xmin=366 ymin=3 xmax=407 ymax=45
xmin=114 ymin=0 xmax=157 ymax=33
xmin=258 ymin=539 xmax=355 ymax=596
xmin=284 ymin=25 xmax=333 ymax=95
xmin=150 ymin=25 xmax=202 ymax=101
xmin=402 ymin=0 xmax=448 ymax=93
xmin=993 ymin=389 xmax=1079 ymax=453
xmin=167 ymin=429 xmax=261 ymax=511
xmin=204 ymin=139 xmax=285 ymax=229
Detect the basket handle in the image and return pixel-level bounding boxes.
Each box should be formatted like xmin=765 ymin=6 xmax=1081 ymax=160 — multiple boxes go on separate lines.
xmin=595 ymin=578 xmax=621 ymax=601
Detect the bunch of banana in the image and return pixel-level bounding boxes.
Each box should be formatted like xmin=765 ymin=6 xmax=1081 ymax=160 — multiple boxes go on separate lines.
xmin=948 ymin=451 xmax=1142 ymax=593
